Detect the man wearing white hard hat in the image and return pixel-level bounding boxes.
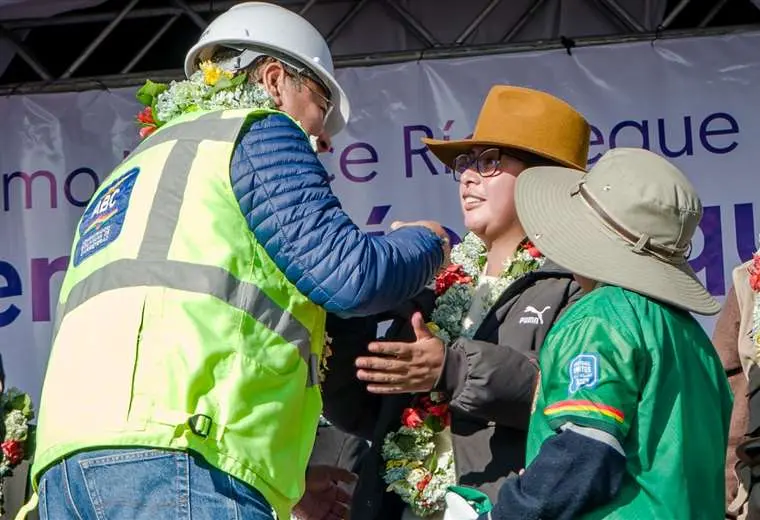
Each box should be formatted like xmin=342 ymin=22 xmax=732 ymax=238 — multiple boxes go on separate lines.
xmin=20 ymin=3 xmax=449 ymax=520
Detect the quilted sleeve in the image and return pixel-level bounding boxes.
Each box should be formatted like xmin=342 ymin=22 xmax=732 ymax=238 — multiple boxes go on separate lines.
xmin=230 ymin=113 xmax=444 ymax=317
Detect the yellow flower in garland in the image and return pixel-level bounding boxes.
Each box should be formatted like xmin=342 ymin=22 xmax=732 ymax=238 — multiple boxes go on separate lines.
xmin=426 ymin=322 xmax=440 ymax=335
xmin=199 ymin=60 xmax=233 ymax=86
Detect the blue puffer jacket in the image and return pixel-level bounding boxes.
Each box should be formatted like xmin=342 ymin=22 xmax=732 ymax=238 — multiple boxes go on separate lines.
xmin=230 ymin=113 xmax=444 ymax=318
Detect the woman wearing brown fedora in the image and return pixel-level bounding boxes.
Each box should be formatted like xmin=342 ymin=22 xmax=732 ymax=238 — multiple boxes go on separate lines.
xmin=320 ymin=85 xmax=592 ymax=519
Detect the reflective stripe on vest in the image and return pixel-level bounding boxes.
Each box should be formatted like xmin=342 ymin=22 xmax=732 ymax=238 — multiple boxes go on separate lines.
xmin=54 ymin=111 xmax=318 ymax=386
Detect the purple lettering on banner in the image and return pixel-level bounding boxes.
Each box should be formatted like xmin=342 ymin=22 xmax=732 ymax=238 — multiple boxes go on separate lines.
xmin=366 ymin=205 xmax=392 ymax=236
xmin=734 ymin=202 xmax=757 ymax=262
xmin=3 ymin=170 xmax=57 ymax=210
xmin=31 ymin=256 xmax=69 ymax=322
xmin=699 ymin=112 xmax=739 ymax=154
xmin=688 ymin=205 xmax=725 ymax=296
xmin=0 ymin=260 xmax=22 ymax=327
xmin=367 ymin=205 xmax=391 ymax=225
xmin=404 ymin=124 xmax=439 ymax=178
xmin=658 ymin=117 xmax=694 ymax=158
xmin=64 ymin=167 xmax=100 ymax=207
xmin=340 ymin=143 xmax=379 ymax=183
xmin=609 ymin=120 xmax=651 ymax=150
xmin=588 ymin=125 xmax=605 ymax=166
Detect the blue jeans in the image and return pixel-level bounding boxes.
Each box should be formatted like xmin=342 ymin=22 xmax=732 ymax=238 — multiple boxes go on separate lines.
xmin=38 ymin=448 xmax=275 ymax=520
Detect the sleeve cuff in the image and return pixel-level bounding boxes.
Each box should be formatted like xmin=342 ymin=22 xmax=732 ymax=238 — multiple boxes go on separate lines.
xmin=434 ymin=342 xmax=467 ymax=398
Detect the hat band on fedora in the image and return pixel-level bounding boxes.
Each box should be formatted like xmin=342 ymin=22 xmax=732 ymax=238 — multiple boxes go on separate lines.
xmin=573 ymin=183 xmax=690 ymax=265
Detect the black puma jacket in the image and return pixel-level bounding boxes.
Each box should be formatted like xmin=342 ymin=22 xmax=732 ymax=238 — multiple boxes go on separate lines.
xmin=322 ymin=260 xmax=582 ymax=519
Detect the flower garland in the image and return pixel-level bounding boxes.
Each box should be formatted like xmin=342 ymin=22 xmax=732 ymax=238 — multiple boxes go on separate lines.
xmin=134 ymin=60 xmax=319 ymax=150
xmin=0 ymin=388 xmax=35 ymax=516
xmin=431 ymin=233 xmax=544 ymax=344
xmin=381 ymin=233 xmax=544 ymax=516
xmin=748 ymin=255 xmax=760 ymax=359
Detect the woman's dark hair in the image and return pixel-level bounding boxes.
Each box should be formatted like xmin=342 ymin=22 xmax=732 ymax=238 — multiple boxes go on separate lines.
xmin=504 ymin=148 xmax=563 ymax=169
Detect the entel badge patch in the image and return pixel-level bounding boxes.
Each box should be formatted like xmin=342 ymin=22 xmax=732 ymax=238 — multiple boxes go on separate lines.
xmin=73 ymin=167 xmax=140 ymax=267
xmin=568 ymin=353 xmax=600 ymax=394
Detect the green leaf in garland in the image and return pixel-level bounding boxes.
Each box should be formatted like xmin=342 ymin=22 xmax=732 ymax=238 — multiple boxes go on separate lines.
xmin=427 ymin=453 xmax=439 ymax=473
xmin=150 ymin=102 xmax=164 ymax=127
xmin=230 ymin=73 xmax=247 ymax=87
xmin=136 ymin=79 xmax=168 ymax=106
xmin=4 ymin=389 xmax=33 ymax=419
xmin=391 ymin=432 xmax=415 ymax=453
xmin=208 ymin=73 xmax=247 ymax=96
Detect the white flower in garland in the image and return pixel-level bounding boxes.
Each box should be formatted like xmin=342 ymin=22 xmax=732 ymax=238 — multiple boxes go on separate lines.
xmin=450 ymin=232 xmax=486 ymax=277
xmin=154 ymin=70 xmax=276 ymax=123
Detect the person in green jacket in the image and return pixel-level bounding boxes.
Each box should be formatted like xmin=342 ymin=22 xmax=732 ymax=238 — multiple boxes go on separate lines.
xmin=475 ymin=147 xmax=732 ymax=519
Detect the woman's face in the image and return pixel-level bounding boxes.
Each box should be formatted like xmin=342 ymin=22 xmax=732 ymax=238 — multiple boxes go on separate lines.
xmin=457 ymin=147 xmax=528 ymax=243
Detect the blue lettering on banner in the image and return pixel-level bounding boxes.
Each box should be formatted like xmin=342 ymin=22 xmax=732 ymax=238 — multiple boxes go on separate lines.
xmin=73 ymin=167 xmax=140 ymax=267
xmin=569 ymin=353 xmax=600 ymax=394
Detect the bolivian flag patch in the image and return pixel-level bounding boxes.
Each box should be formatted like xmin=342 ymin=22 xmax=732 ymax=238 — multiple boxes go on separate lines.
xmin=544 ymin=400 xmax=625 ymax=424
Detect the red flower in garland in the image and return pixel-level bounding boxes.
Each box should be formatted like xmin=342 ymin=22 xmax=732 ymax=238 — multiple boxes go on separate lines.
xmin=750 ymin=254 xmax=760 ymax=292
xmin=426 ymin=403 xmax=448 ymax=418
xmin=137 ymin=106 xmax=157 ymax=139
xmin=1 ymin=439 xmax=24 ymax=466
xmin=401 ymin=407 xmax=424 ymax=428
xmin=416 ymin=473 xmax=432 ymax=491
xmin=137 ymin=106 xmax=154 ymax=124
xmin=435 ymin=265 xmax=472 ymax=296
xmin=525 ymin=241 xmax=542 ymax=259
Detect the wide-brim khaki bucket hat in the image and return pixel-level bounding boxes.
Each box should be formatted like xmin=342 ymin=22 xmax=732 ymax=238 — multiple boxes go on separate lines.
xmin=423 ymin=85 xmax=591 ymax=171
xmin=515 ymin=147 xmax=720 ymax=315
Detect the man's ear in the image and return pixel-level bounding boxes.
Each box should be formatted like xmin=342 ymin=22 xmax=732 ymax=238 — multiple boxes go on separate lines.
xmin=259 ymin=61 xmax=285 ymax=106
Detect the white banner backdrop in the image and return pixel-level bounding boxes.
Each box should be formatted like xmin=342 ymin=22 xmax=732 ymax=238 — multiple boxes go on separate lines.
xmin=2 ymin=30 xmax=760 ymax=412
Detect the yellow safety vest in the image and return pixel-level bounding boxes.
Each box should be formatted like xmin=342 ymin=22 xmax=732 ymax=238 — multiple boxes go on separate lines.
xmin=28 ymin=108 xmax=325 ymax=519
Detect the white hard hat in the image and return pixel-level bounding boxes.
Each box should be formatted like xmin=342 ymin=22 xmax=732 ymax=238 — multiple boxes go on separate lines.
xmin=185 ymin=2 xmax=350 ymax=137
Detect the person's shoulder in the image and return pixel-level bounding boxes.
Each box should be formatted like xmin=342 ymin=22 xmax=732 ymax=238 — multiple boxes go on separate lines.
xmin=243 ymin=111 xmax=299 ymax=133
xmin=529 ymin=260 xmax=577 ymax=294
xmin=549 ymin=286 xmax=638 ymax=338
xmin=581 ymin=286 xmax=706 ymax=342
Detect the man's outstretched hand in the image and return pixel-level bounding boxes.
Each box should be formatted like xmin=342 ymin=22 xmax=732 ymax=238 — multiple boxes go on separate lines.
xmin=292 ymin=465 xmax=357 ymax=520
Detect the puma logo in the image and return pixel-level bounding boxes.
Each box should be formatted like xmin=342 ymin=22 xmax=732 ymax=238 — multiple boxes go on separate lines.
xmin=519 ymin=305 xmax=551 ymax=325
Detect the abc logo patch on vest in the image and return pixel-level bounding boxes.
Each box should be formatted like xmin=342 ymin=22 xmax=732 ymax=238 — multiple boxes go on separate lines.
xmin=74 ymin=167 xmax=140 ymax=266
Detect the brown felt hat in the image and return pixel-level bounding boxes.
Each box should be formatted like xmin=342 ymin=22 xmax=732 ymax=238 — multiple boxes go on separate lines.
xmin=423 ymin=85 xmax=591 ymax=171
